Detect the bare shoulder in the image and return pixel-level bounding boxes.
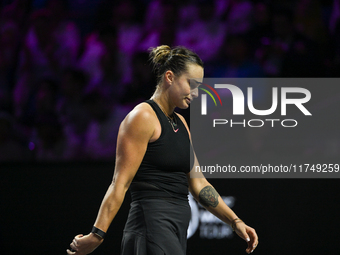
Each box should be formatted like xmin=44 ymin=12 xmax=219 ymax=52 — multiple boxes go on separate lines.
xmin=119 ymin=102 xmax=158 ymax=140
xmin=124 ymin=102 xmax=156 ymax=123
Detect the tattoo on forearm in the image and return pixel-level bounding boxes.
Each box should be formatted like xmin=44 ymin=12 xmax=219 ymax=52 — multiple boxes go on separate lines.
xmin=199 ymin=186 xmax=219 ymax=208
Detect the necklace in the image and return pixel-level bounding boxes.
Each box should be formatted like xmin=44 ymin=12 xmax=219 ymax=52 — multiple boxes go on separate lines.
xmin=152 ymin=99 xmax=179 ymax=133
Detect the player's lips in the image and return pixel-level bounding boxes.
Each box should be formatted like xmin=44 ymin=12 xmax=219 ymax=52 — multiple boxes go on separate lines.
xmin=185 ymin=97 xmax=191 ymax=104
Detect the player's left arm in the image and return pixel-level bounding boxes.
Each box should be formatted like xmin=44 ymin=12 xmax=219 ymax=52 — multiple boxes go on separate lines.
xmin=178 ymin=113 xmax=258 ymax=254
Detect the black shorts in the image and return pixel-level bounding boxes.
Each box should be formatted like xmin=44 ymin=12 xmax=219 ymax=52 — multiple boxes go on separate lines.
xmin=121 ymin=198 xmax=191 ymax=255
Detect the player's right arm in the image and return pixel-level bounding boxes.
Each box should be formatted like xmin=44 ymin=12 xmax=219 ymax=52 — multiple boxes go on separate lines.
xmin=67 ymin=103 xmax=157 ymax=255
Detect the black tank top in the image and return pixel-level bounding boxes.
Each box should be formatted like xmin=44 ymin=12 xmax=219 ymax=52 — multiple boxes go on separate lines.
xmin=129 ymin=100 xmax=193 ymax=202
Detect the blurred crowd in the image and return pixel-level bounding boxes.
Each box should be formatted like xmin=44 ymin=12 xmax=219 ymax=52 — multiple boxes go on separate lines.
xmin=0 ymin=0 xmax=339 ymax=161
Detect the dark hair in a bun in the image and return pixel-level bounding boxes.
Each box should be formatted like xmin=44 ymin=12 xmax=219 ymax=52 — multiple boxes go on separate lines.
xmin=149 ymin=45 xmax=203 ymax=85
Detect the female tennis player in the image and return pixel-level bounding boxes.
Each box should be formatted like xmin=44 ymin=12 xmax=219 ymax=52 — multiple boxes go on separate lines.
xmin=67 ymin=45 xmax=258 ymax=255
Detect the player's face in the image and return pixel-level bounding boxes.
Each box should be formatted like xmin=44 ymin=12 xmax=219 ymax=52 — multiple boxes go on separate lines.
xmin=171 ymin=64 xmax=204 ymax=109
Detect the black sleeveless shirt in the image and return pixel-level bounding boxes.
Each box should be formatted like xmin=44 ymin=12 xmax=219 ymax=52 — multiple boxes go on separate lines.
xmin=129 ymin=100 xmax=193 ymax=202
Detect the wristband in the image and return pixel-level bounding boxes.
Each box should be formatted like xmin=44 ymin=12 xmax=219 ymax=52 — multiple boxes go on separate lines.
xmin=91 ymin=226 xmax=106 ymax=239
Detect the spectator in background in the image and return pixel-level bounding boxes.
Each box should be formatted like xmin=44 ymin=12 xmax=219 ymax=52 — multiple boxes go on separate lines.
xmin=294 ymin=0 xmax=330 ymax=74
xmin=176 ymin=0 xmax=227 ymax=63
xmin=13 ymin=4 xmax=80 ymax=115
xmin=56 ymin=68 xmax=89 ymax=154
xmin=224 ymin=0 xmax=253 ymax=35
xmin=17 ymin=78 xmax=59 ymax=128
xmin=294 ymin=0 xmax=328 ymax=44
xmin=77 ymin=31 xmax=108 ymax=91
xmin=45 ymin=0 xmax=81 ymax=69
xmin=214 ymin=34 xmax=264 ymax=78
xmin=67 ymin=0 xmax=102 ymax=37
xmin=111 ymin=0 xmax=145 ymax=84
xmin=277 ymin=9 xmax=325 ymax=77
xmin=248 ymin=2 xmax=272 ymax=55
xmin=120 ymin=52 xmax=156 ymax=107
xmin=18 ymin=9 xmax=60 ymax=81
xmin=13 ymin=9 xmax=61 ymax=118
xmin=12 ymin=78 xmax=62 ymax=159
xmin=177 ymin=0 xmax=199 ymax=28
xmin=254 ymin=8 xmax=294 ymax=77
xmin=77 ymin=26 xmax=122 ymax=98
xmin=82 ymin=92 xmax=128 ymax=160
xmin=32 ymin=113 xmax=77 ymax=161
xmin=255 ymin=8 xmax=322 ymax=77
xmin=97 ymin=27 xmax=123 ymax=99
xmin=141 ymin=0 xmax=178 ymax=49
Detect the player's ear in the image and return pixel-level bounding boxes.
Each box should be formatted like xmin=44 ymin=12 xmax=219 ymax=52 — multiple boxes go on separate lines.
xmin=164 ymin=70 xmax=174 ymax=85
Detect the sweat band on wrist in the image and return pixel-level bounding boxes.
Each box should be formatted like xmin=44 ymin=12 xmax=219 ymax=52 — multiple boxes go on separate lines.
xmin=91 ymin=226 xmax=106 ymax=239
